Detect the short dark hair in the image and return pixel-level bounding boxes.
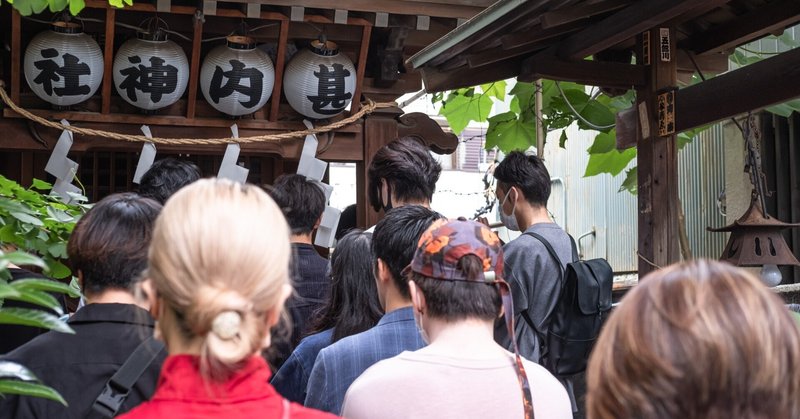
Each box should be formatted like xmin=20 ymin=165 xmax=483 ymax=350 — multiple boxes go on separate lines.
xmin=493 ymin=151 xmax=551 ymax=207
xmin=372 ymin=205 xmax=445 ymax=299
xmin=268 ymin=174 xmax=326 ymax=235
xmin=68 ymin=193 xmax=162 ymax=295
xmin=368 ymin=137 xmax=442 ymax=211
xmin=310 ymin=230 xmax=383 ymax=342
xmin=411 ymin=255 xmax=501 ymax=322
xmin=138 ymin=157 xmax=202 ymax=204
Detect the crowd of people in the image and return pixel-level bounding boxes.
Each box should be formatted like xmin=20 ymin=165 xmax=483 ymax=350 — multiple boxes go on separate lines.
xmin=1 ymin=138 xmax=800 ymax=419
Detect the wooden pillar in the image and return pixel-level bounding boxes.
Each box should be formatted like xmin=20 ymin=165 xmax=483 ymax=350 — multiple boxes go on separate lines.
xmin=357 ymin=115 xmax=398 ymax=229
xmin=637 ymin=27 xmax=680 ymax=276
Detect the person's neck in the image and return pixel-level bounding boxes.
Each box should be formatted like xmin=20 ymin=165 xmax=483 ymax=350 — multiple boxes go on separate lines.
xmin=518 ymin=205 xmax=552 ymax=231
xmin=382 ymin=282 xmax=413 ymax=314
xmin=290 ymin=232 xmax=314 ymax=245
xmin=392 ymin=198 xmax=430 ymax=209
xmin=422 ymin=318 xmax=506 ymax=358
xmin=85 ymin=288 xmax=146 ymax=309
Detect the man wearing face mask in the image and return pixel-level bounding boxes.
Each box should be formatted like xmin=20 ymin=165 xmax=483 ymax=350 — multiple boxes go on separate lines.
xmin=492 ymin=151 xmax=573 ymax=367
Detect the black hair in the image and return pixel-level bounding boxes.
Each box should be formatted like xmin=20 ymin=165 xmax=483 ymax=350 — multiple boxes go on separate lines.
xmin=493 ymin=151 xmax=551 ymax=207
xmin=372 ymin=205 xmax=445 ymax=299
xmin=138 ymin=157 xmax=202 ymax=204
xmin=411 ymin=255 xmax=502 ymax=322
xmin=335 ymin=204 xmax=358 ymax=241
xmin=309 ymin=230 xmax=383 ymax=342
xmin=368 ymin=137 xmax=442 ymax=211
xmin=68 ymin=193 xmax=162 ymax=295
xmin=268 ymin=174 xmax=326 ymax=235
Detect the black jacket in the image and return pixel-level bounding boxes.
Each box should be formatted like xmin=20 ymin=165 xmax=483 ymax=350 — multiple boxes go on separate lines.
xmin=0 ymin=303 xmax=165 ymax=419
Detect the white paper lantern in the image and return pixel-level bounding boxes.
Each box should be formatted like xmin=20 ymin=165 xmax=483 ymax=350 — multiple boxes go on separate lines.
xmin=283 ymin=40 xmax=356 ymax=119
xmin=200 ymin=36 xmax=275 ymax=117
xmin=113 ymin=32 xmax=189 ymax=111
xmin=24 ymin=22 xmax=103 ymax=107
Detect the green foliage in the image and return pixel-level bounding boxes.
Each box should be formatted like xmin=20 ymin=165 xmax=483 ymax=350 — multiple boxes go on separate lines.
xmin=584 ymin=130 xmax=637 ymax=177
xmin=5 ymin=0 xmax=131 ymax=16
xmin=0 ymin=176 xmax=88 ymax=279
xmin=0 ymin=362 xmax=67 ymax=405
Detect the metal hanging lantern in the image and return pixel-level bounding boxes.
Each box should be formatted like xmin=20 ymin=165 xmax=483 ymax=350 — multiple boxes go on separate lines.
xmin=200 ymin=36 xmax=275 ymax=117
xmin=283 ymin=39 xmax=357 ymax=119
xmin=113 ymin=30 xmax=189 ymax=112
xmin=24 ymin=21 xmax=104 ymax=107
xmin=708 ymin=116 xmax=800 ymax=286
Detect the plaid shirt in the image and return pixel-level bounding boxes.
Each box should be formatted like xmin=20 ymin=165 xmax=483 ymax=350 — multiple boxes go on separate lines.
xmin=304 ymin=307 xmax=425 ymax=414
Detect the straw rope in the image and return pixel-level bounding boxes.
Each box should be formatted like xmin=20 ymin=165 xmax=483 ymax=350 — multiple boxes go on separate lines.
xmin=0 ymin=82 xmax=396 ymax=145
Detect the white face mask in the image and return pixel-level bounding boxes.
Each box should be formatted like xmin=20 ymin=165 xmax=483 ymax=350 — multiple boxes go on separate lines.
xmin=498 ymin=187 xmax=520 ymax=232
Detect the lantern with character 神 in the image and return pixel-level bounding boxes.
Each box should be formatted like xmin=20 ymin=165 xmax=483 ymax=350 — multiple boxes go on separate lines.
xmin=113 ymin=31 xmax=189 ymax=112
xmin=200 ymin=36 xmax=275 ymax=117
xmin=283 ymin=39 xmax=357 ymax=119
xmin=24 ymin=22 xmax=104 ymax=107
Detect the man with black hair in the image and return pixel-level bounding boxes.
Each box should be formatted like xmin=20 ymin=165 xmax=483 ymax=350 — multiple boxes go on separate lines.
xmin=341 ymin=219 xmax=571 ymax=419
xmin=267 ymin=174 xmax=329 ymax=358
xmin=138 ymin=157 xmax=202 ymax=204
xmin=367 ymin=137 xmax=441 ymax=219
xmin=304 ymin=205 xmax=445 ymax=414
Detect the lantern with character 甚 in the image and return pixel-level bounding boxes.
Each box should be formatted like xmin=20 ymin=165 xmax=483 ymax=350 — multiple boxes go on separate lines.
xmin=24 ymin=21 xmax=104 ymax=107
xmin=283 ymin=40 xmax=357 ymax=119
xmin=200 ymin=36 xmax=275 ymax=117
xmin=113 ymin=31 xmax=189 ymax=112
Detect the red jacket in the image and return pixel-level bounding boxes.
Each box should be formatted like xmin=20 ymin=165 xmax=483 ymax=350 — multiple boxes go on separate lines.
xmin=119 ymin=354 xmax=339 ymax=419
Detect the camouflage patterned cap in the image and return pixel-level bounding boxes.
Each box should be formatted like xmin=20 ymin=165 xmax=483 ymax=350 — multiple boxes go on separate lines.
xmin=404 ymin=218 xmax=504 ymax=283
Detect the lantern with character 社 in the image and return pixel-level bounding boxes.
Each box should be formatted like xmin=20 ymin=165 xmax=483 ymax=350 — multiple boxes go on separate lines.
xmin=24 ymin=21 xmax=104 ymax=107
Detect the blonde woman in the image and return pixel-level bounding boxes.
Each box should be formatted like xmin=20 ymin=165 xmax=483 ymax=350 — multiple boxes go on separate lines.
xmin=587 ymin=259 xmax=800 ymax=419
xmin=121 ymin=179 xmax=338 ymax=419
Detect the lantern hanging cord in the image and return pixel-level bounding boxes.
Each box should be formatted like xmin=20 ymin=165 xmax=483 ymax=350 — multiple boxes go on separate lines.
xmin=0 ymin=83 xmax=395 ymax=145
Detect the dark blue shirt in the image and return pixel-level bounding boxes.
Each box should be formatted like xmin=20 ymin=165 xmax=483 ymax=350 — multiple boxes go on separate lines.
xmin=271 ymin=328 xmax=334 ymax=403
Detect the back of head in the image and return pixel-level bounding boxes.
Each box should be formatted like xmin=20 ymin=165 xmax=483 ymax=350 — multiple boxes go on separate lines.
xmin=312 ymin=230 xmax=382 ymax=342
xmin=587 ymin=259 xmax=800 ymax=419
xmin=372 ymin=205 xmax=445 ymax=299
xmin=138 ymin=157 xmax=202 ymax=204
xmin=368 ymin=137 xmax=442 ymax=211
xmin=493 ymin=151 xmax=551 ymax=207
xmin=68 ymin=192 xmax=161 ymax=296
xmin=268 ymin=174 xmax=326 ymax=235
xmin=148 ymin=179 xmax=291 ymax=380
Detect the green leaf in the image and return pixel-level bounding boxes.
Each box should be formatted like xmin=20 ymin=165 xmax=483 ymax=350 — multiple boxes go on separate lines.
xmin=0 ymin=380 xmax=67 ymax=405
xmin=0 ymin=252 xmax=47 ymax=270
xmin=46 ymin=206 xmax=75 ymax=223
xmin=30 ymin=0 xmax=49 ymax=13
xmin=3 ymin=288 xmax=63 ymax=315
xmin=0 ymin=283 xmax=22 ymax=300
xmin=12 ymin=278 xmax=80 ymax=298
xmin=30 ymin=179 xmax=52 ymax=191
xmin=0 ymin=307 xmax=74 ymax=334
xmin=485 ymin=112 xmax=536 ymax=152
xmin=47 ymin=243 xmax=68 ymax=259
xmin=587 ymin=130 xmax=616 ymax=154
xmin=0 ymin=198 xmax=35 ymax=215
xmin=48 ymin=0 xmax=69 ymax=13
xmin=0 ymin=361 xmax=39 ymax=381
xmin=0 ymin=225 xmax=18 ymax=244
xmin=480 ymin=80 xmax=506 ymax=101
xmin=9 ymin=212 xmax=44 ymax=227
xmin=584 ymin=130 xmax=637 ymax=177
xmin=577 ymin=100 xmax=616 ymax=132
xmin=439 ymin=93 xmax=493 ymax=135
xmin=68 ymin=0 xmax=85 ymax=15
xmin=619 ymin=167 xmax=638 ymax=194
xmin=509 ymin=82 xmax=536 ymax=114
xmin=45 ymin=260 xmax=72 ymax=280
xmin=559 ymin=130 xmax=568 ymax=148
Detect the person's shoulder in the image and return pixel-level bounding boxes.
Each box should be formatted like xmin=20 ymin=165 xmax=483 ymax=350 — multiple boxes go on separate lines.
xmin=345 ymin=355 xmax=410 ymax=399
xmin=316 ymin=328 xmax=367 ymax=359
xmin=3 ymin=329 xmax=64 ymax=364
xmin=297 ymin=329 xmax=333 ymax=351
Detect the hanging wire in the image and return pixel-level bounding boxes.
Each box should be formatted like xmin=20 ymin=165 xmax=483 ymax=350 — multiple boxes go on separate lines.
xmin=554 ymin=81 xmax=616 ymax=131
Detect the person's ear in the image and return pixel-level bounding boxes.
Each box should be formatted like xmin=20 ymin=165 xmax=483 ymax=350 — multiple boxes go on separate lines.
xmin=76 ymin=270 xmax=85 ymax=293
xmin=141 ymin=279 xmax=160 ymax=320
xmin=408 ymin=280 xmax=426 ymax=315
xmin=313 ymin=216 xmax=322 ymax=231
xmin=376 ymin=258 xmax=390 ymax=285
xmin=380 ymin=179 xmax=391 ymax=207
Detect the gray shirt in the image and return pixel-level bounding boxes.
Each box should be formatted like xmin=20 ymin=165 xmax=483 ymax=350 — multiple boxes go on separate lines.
xmin=496 ymin=222 xmax=573 ymax=363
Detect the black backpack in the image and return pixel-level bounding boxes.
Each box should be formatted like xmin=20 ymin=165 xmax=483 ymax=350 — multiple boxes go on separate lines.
xmin=524 ymin=232 xmax=613 ymax=377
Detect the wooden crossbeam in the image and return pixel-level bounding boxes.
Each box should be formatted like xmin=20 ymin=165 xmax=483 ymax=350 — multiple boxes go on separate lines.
xmin=101 ymin=8 xmax=116 ymax=114
xmin=540 ymin=0 xmax=631 ymax=29
xmin=557 ymin=0 xmax=729 ymax=60
xmin=681 ymin=0 xmax=800 ymax=55
xmin=519 ymin=52 xmax=646 ymax=88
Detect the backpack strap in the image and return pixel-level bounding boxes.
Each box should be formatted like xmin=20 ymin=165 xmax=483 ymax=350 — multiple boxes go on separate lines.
xmin=92 ymin=337 xmax=165 ymax=418
xmin=524 ymin=232 xmax=566 ymax=271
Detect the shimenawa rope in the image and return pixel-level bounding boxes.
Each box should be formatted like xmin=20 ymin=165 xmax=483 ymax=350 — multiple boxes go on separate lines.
xmin=0 ymin=82 xmax=395 ymax=145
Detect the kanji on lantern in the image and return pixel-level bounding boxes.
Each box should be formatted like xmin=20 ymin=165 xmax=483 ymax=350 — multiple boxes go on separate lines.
xmin=118 ymin=56 xmax=179 ymax=104
xmin=208 ymin=59 xmax=264 ymax=108
xmin=307 ymin=64 xmax=352 ymax=116
xmin=33 ymin=49 xmax=92 ymax=97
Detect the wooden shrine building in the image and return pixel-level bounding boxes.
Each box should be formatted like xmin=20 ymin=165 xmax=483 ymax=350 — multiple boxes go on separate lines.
xmin=0 ymin=0 xmax=494 ymax=228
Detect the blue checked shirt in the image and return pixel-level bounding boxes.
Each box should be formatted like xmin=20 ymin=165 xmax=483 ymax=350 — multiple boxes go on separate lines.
xmin=304 ymin=307 xmax=425 ymax=414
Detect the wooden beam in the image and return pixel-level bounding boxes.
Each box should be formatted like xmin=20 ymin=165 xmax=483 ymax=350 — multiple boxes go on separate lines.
xmin=557 ymin=0 xmax=728 ymax=60
xmin=421 ymin=56 xmax=525 ymax=92
xmin=540 ymin=0 xmax=631 ymax=30
xmin=636 ymin=26 xmax=680 ymax=276
xmin=519 ymin=51 xmax=646 ymax=88
xmin=241 ymin=0 xmax=485 ymax=19
xmin=350 ymin=24 xmax=373 ymax=114
xmin=360 ymin=115 xmax=398 ymax=228
xmin=101 ymin=8 xmax=116 ymax=114
xmin=682 ymin=0 xmax=800 ymax=55
xmin=186 ymin=14 xmax=203 ymax=119
xmin=11 ymin=10 xmax=21 ymax=104
xmin=269 ymin=19 xmax=290 ymax=121
xmin=675 ymin=46 xmax=800 ymax=132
